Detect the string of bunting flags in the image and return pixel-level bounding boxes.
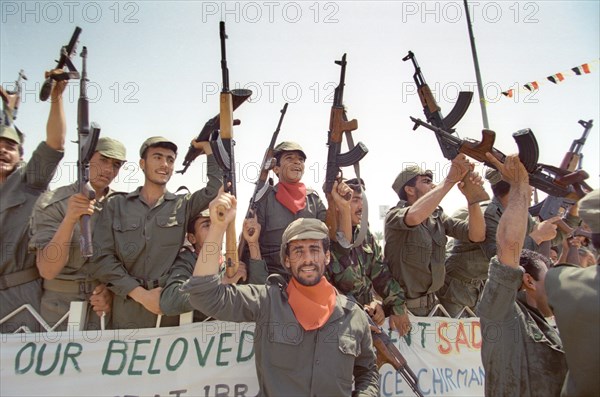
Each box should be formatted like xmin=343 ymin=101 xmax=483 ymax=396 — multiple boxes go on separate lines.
xmin=501 ymin=59 xmax=598 ymax=98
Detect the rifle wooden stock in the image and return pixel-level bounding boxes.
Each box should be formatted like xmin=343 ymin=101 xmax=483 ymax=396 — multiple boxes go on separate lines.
xmin=219 ymin=90 xmax=239 ymax=278
xmin=417 ymin=85 xmax=441 ymax=118
xmin=367 ymin=315 xmax=424 ymax=397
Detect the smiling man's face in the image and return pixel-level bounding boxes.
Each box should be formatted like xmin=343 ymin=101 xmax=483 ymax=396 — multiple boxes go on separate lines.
xmin=284 ymin=239 xmax=329 ymax=286
xmin=0 ymin=137 xmax=21 ymax=181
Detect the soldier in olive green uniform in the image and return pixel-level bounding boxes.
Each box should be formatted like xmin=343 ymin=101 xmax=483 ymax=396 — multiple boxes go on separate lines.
xmin=88 ymin=137 xmax=221 ymax=329
xmin=184 ymin=190 xmax=379 ymax=397
xmin=384 ymin=155 xmax=486 ymax=316
xmin=479 ymin=154 xmax=567 ymax=397
xmin=241 ymin=142 xmax=326 ymax=283
xmin=0 ymin=77 xmax=67 ymax=333
xmin=29 ymin=137 xmax=126 ymax=330
xmin=440 ymin=169 xmax=580 ymax=317
xmin=546 ymin=190 xmax=599 ymax=396
xmin=159 ymin=209 xmax=246 ymax=321
xmin=326 ymin=178 xmax=411 ymax=335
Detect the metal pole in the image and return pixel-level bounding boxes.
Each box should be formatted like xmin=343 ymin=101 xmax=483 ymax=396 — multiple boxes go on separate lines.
xmin=463 ymin=0 xmax=490 ymax=129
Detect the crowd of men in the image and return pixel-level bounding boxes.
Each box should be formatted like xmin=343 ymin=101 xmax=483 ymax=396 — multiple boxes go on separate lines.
xmin=1 ymin=71 xmax=598 ymax=396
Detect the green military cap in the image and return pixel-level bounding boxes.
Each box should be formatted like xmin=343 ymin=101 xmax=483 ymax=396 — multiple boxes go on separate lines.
xmin=392 ymin=165 xmax=432 ymax=195
xmin=96 ymin=137 xmax=127 ymax=161
xmin=139 ymin=136 xmax=178 ymax=158
xmin=280 ymin=218 xmax=329 ymax=264
xmin=485 ymin=168 xmax=502 ymax=186
xmin=274 ymin=141 xmax=306 ymax=160
xmin=346 ymin=177 xmax=366 ymax=191
xmin=0 ymin=124 xmax=22 ymax=144
xmin=579 ymin=190 xmax=599 ymax=233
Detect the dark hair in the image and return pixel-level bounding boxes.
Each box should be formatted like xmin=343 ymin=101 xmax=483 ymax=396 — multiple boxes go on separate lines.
xmin=519 ymin=249 xmax=551 ymax=281
xmin=491 ymin=180 xmax=511 ymax=198
xmin=142 ymin=142 xmax=177 ymax=159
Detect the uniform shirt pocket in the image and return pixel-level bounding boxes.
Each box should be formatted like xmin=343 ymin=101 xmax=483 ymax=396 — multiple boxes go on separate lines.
xmin=155 ymin=214 xmax=183 ymax=249
xmin=112 ymin=217 xmax=143 ymax=262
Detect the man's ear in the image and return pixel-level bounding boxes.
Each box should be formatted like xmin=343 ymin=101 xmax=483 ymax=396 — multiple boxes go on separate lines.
xmin=187 ymin=233 xmax=197 ymax=246
xmin=521 ymin=273 xmax=536 ymax=291
xmin=273 ymin=164 xmax=280 ymax=177
xmin=284 ymin=255 xmax=290 ymax=269
xmin=139 ymin=158 xmax=145 ymax=171
xmin=404 ymin=185 xmax=414 ymax=198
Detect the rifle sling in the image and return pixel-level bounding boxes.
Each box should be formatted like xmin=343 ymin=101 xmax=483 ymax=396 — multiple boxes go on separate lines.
xmin=343 ymin=130 xmax=368 ymax=248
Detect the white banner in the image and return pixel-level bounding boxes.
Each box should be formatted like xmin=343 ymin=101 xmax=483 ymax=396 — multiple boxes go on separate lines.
xmin=1 ymin=316 xmax=484 ymax=396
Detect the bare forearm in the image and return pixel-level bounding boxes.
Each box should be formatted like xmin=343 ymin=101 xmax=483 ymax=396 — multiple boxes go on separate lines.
xmin=497 ymin=185 xmax=529 ymax=267
xmin=46 ymin=91 xmax=66 ymax=150
xmin=194 ymin=225 xmax=226 ymax=276
xmin=405 ymin=179 xmax=455 ymax=226
xmin=467 ymin=203 xmax=485 ymax=242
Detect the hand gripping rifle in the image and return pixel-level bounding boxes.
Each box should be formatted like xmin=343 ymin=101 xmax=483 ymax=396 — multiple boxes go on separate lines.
xmin=77 ymin=47 xmax=101 ymax=258
xmin=238 ymin=102 xmax=288 ymax=258
xmin=324 ymin=54 xmax=368 ymax=241
xmin=177 ymin=89 xmax=252 ymax=174
xmin=39 ymin=27 xmax=82 ymax=102
xmin=403 ymin=51 xmax=488 ymax=203
xmin=0 ymin=70 xmax=27 ymax=121
xmin=529 ymin=119 xmax=593 ymax=224
xmin=209 ymin=21 xmax=243 ymax=278
xmin=410 ymin=117 xmax=588 ymax=199
xmin=366 ymin=315 xmax=424 ymax=397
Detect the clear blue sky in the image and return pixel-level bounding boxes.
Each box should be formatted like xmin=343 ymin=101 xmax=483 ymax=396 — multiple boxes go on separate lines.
xmin=2 ymin=1 xmax=598 ymax=233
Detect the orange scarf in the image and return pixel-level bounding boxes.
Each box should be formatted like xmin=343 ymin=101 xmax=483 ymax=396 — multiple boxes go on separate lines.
xmin=276 ymin=182 xmax=307 ymax=214
xmin=287 ymin=277 xmax=336 ymax=331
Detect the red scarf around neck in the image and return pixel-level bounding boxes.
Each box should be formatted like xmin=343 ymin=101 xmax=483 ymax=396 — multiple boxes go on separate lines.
xmin=276 ymin=181 xmax=307 ymax=214
xmin=287 ymin=277 xmax=336 ymax=331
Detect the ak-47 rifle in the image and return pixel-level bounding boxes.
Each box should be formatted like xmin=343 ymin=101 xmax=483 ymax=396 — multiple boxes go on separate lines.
xmin=177 ymin=89 xmax=252 ymax=174
xmin=209 ymin=21 xmax=242 ymax=279
xmin=0 ymin=70 xmax=27 ymax=121
xmin=410 ymin=117 xmax=589 ymax=199
xmin=324 ymin=53 xmax=368 ymax=241
xmin=77 ymin=47 xmax=101 ymax=258
xmin=403 ymin=51 xmax=488 ymax=203
xmin=529 ymin=119 xmax=593 ymax=223
xmin=366 ymin=315 xmax=424 ymax=397
xmin=39 ymin=27 xmax=82 ymax=102
xmin=238 ymin=102 xmax=288 ymax=258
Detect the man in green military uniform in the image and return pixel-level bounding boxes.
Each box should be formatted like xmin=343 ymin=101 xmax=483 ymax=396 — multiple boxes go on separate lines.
xmin=546 ymin=189 xmax=599 ymax=396
xmin=159 ymin=209 xmax=246 ymax=321
xmin=88 ymin=137 xmax=221 ymax=329
xmin=384 ymin=154 xmax=486 ymax=316
xmin=479 ymin=153 xmax=567 ymax=396
xmin=440 ymin=169 xmax=579 ymax=317
xmin=0 ymin=75 xmax=67 ymax=333
xmin=29 ymin=137 xmax=126 ymax=330
xmin=241 ymin=141 xmax=327 ymax=283
xmin=326 ymin=178 xmax=411 ymax=335
xmin=184 ymin=189 xmax=379 ymax=396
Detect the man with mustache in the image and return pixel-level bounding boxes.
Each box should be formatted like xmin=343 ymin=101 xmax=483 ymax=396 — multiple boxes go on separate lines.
xmin=0 ymin=73 xmax=67 ymax=333
xmin=242 ymin=141 xmax=327 ymax=283
xmin=479 ymin=153 xmax=567 ymax=396
xmin=385 ymin=155 xmax=486 ymax=316
xmin=326 ymin=178 xmax=411 ymax=336
xmin=29 ymin=137 xmax=126 ymax=330
xmin=184 ymin=188 xmax=379 ymax=396
xmin=87 ymin=137 xmax=221 ymax=329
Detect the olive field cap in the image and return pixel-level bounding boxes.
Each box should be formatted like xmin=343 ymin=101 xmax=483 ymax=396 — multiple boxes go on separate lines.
xmin=346 ymin=177 xmax=366 ymax=191
xmin=579 ymin=190 xmax=599 ymax=232
xmin=280 ymin=218 xmax=329 ymax=264
xmin=139 ymin=136 xmax=178 ymax=158
xmin=96 ymin=137 xmax=127 ymax=162
xmin=392 ymin=165 xmax=432 ymax=195
xmin=0 ymin=125 xmax=21 ymax=144
xmin=485 ymin=168 xmax=502 ymax=186
xmin=273 ymin=141 xmax=307 ymax=160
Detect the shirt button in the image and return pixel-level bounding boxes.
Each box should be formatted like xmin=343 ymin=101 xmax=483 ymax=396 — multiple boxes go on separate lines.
xmin=315 ymin=360 xmax=319 ymax=365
